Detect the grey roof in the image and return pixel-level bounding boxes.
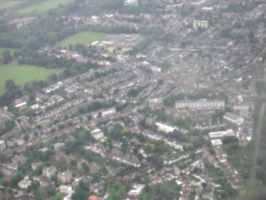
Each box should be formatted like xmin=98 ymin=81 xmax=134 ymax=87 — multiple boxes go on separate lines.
xmin=224 ymin=112 xmax=240 ymax=121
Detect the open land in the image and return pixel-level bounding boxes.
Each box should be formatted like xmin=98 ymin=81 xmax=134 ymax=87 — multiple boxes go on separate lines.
xmin=0 ymin=0 xmax=22 ymax=10
xmin=57 ymin=31 xmax=106 ymax=47
xmin=0 ymin=64 xmax=58 ymax=95
xmin=19 ymin=0 xmax=74 ymax=13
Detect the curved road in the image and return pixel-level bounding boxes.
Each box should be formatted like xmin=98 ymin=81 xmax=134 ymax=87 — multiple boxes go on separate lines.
xmin=248 ymin=102 xmax=265 ymax=189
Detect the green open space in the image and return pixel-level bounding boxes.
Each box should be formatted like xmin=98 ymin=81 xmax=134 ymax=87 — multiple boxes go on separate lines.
xmin=0 ymin=48 xmax=17 ymax=59
xmin=0 ymin=64 xmax=58 ymax=95
xmin=0 ymin=0 xmax=22 ymax=10
xmin=107 ymin=47 xmax=132 ymax=54
xmin=19 ymin=0 xmax=74 ymax=13
xmin=57 ymin=31 xmax=106 ymax=47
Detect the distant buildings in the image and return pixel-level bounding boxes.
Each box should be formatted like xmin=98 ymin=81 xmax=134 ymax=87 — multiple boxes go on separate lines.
xmin=193 ymin=20 xmax=209 ymax=29
xmin=124 ymin=0 xmax=138 ymax=6
xmin=175 ymin=100 xmax=225 ymax=110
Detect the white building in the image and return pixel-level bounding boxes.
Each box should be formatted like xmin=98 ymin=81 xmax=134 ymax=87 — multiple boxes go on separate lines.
xmin=128 ymin=184 xmax=145 ymax=196
xmin=59 ymin=185 xmax=73 ymax=194
xmin=91 ymin=129 xmax=104 ymax=140
xmin=193 ymin=20 xmax=209 ymax=29
xmin=175 ymin=100 xmax=225 ymax=110
xmin=156 ymin=122 xmax=177 ymax=133
xmin=102 ymin=108 xmax=116 ymax=117
xmin=18 ymin=177 xmax=32 ymax=189
xmin=124 ymin=0 xmax=138 ymax=6
xmin=211 ymin=139 xmax=223 ymax=147
xmin=0 ymin=140 xmax=6 ymax=151
xmin=208 ymin=129 xmax=234 ymax=139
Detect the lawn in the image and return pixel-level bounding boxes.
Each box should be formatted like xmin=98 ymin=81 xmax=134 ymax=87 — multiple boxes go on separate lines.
xmin=19 ymin=0 xmax=74 ymax=13
xmin=57 ymin=31 xmax=106 ymax=47
xmin=0 ymin=48 xmax=17 ymax=59
xmin=0 ymin=0 xmax=22 ymax=10
xmin=0 ymin=64 xmax=58 ymax=96
xmin=51 ymin=194 xmax=64 ymax=200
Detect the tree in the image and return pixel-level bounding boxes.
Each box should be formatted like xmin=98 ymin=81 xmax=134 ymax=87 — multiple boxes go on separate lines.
xmin=5 ymin=79 xmax=16 ymax=91
xmin=34 ymin=189 xmax=47 ymax=200
xmin=46 ymin=32 xmax=58 ymax=46
xmin=0 ymin=153 xmax=7 ymax=163
xmin=2 ymin=50 xmax=13 ymax=64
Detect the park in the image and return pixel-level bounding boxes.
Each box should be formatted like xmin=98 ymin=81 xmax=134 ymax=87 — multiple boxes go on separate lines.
xmin=0 ymin=64 xmax=58 ymax=95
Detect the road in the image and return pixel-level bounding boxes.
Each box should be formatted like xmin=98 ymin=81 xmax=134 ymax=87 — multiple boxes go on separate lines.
xmin=248 ymin=102 xmax=265 ymax=189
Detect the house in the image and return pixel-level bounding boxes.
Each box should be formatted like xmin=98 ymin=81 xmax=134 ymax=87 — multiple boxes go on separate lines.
xmin=57 ymin=170 xmax=73 ymax=183
xmin=31 ymin=161 xmax=43 ymax=171
xmin=91 ymin=129 xmax=104 ymax=140
xmin=33 ymin=177 xmax=54 ymax=189
xmin=59 ymin=185 xmax=73 ymax=194
xmin=0 ymin=140 xmax=6 ymax=151
xmin=12 ymin=155 xmax=28 ymax=165
xmin=54 ymin=143 xmax=65 ymax=151
xmin=14 ymin=99 xmax=27 ymax=110
xmin=42 ymin=166 xmax=57 ymax=179
xmin=128 ymin=184 xmax=145 ymax=196
xmin=223 ymin=112 xmax=244 ymax=127
xmin=18 ymin=177 xmax=32 ymax=189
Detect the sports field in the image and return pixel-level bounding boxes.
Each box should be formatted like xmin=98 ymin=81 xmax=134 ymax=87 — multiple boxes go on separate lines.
xmin=0 ymin=64 xmax=58 ymax=95
xmin=57 ymin=31 xmax=106 ymax=47
xmin=0 ymin=48 xmax=17 ymax=59
xmin=0 ymin=0 xmax=22 ymax=10
xmin=19 ymin=0 xmax=74 ymax=13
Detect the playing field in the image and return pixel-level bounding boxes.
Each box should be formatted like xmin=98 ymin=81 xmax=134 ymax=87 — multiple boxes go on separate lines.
xmin=0 ymin=64 xmax=58 ymax=95
xmin=57 ymin=31 xmax=106 ymax=47
xmin=0 ymin=0 xmax=22 ymax=10
xmin=19 ymin=0 xmax=74 ymax=13
xmin=0 ymin=48 xmax=17 ymax=59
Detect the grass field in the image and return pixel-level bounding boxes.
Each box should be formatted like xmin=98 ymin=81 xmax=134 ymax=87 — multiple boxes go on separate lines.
xmin=19 ymin=0 xmax=74 ymax=13
xmin=0 ymin=0 xmax=22 ymax=10
xmin=107 ymin=47 xmax=132 ymax=54
xmin=0 ymin=48 xmax=17 ymax=59
xmin=57 ymin=31 xmax=106 ymax=47
xmin=0 ymin=64 xmax=58 ymax=95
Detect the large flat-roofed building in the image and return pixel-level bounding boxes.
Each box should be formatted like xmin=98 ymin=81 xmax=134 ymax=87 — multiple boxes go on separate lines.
xmin=175 ymin=100 xmax=225 ymax=110
xmin=208 ymin=129 xmax=234 ymax=139
xmin=223 ymin=112 xmax=244 ymax=127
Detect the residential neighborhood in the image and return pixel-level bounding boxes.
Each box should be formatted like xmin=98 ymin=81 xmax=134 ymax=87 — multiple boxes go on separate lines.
xmin=0 ymin=0 xmax=266 ymax=200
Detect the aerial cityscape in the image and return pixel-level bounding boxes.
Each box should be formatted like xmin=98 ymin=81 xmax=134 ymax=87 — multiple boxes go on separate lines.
xmin=0 ymin=0 xmax=266 ymax=200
